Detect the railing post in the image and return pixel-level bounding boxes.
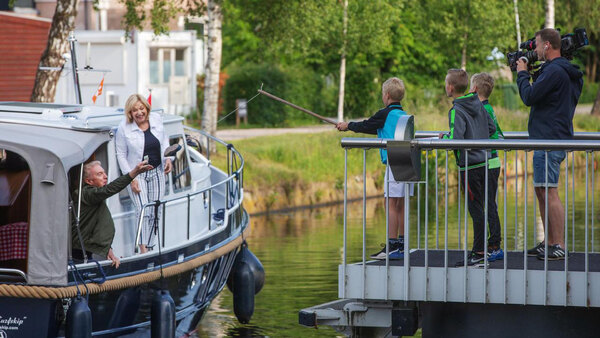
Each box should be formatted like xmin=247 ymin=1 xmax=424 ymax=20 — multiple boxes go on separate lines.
xmin=362 ymin=149 xmax=367 ymax=299
xmin=342 ymin=148 xmax=348 ymax=299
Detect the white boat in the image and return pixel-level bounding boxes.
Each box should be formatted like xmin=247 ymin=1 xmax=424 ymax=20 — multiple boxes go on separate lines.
xmin=0 ymin=102 xmax=254 ymax=337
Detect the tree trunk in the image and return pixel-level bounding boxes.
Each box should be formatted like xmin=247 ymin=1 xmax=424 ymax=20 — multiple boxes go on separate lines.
xmin=513 ymin=0 xmax=521 ymax=48
xmin=545 ymin=0 xmax=554 ymax=28
xmin=591 ymin=49 xmax=598 ymax=83
xmin=460 ymin=32 xmax=468 ymax=70
xmin=337 ymin=0 xmax=348 ymax=123
xmin=592 ymin=87 xmax=600 ymax=116
xmin=31 ymin=0 xmax=78 ymax=102
xmin=202 ymin=0 xmax=222 ymax=152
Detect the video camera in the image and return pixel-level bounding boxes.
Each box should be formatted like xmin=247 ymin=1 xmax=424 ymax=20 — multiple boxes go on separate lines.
xmin=507 ymin=28 xmax=589 ymax=71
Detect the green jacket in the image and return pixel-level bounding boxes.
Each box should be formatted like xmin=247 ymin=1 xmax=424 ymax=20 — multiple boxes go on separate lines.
xmin=483 ymin=100 xmax=504 ymax=169
xmin=72 ymin=174 xmax=133 ymax=257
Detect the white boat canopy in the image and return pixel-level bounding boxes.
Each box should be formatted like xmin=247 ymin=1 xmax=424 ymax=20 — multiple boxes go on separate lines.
xmin=0 ymin=122 xmax=112 ymax=285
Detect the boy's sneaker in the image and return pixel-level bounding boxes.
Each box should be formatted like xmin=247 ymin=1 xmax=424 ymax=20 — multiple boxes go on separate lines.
xmin=388 ymin=249 xmax=404 ymax=260
xmin=455 ymin=252 xmax=489 ymax=267
xmin=527 ymin=242 xmax=545 ymax=256
xmin=370 ymin=240 xmax=402 ymax=260
xmin=537 ymin=244 xmax=565 ymax=260
xmin=489 ymin=248 xmax=504 ymax=262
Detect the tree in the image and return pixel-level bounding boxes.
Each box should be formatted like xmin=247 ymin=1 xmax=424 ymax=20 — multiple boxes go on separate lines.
xmin=30 ymin=0 xmax=78 ymax=102
xmin=337 ymin=0 xmax=348 ymax=122
xmin=201 ymin=0 xmax=223 ymax=147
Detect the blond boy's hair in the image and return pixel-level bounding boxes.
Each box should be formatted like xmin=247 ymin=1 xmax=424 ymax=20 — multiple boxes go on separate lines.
xmin=382 ymin=77 xmax=405 ymax=102
xmin=470 ymin=73 xmax=495 ymax=99
xmin=446 ymin=69 xmax=469 ymax=94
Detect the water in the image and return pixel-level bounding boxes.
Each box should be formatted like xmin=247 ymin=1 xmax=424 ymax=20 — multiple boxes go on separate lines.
xmin=195 ymin=168 xmax=599 ymax=337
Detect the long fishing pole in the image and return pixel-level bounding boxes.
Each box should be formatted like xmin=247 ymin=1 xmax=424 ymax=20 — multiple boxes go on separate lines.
xmin=258 ymin=89 xmax=337 ymax=125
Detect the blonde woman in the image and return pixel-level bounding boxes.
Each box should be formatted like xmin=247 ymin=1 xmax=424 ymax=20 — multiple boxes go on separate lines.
xmin=115 ymin=94 xmax=172 ymax=253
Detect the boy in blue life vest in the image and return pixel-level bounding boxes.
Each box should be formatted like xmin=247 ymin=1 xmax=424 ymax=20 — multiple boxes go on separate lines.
xmin=439 ymin=69 xmax=496 ymax=266
xmin=470 ymin=72 xmax=504 ymax=262
xmin=336 ymin=77 xmax=414 ymax=260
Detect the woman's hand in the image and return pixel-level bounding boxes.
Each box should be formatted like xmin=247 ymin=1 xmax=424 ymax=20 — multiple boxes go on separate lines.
xmin=164 ymin=158 xmax=173 ymax=174
xmin=131 ymin=178 xmax=141 ymax=193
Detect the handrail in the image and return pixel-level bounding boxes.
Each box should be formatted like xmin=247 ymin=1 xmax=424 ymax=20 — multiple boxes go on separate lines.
xmin=133 ymin=126 xmax=244 ymax=252
xmin=415 ymin=131 xmax=600 ymax=140
xmin=341 ymin=137 xmax=600 ymax=151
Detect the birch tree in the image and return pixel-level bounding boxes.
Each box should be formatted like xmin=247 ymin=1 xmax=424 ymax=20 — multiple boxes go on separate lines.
xmin=201 ymin=0 xmax=222 ymax=149
xmin=30 ymin=0 xmax=78 ymax=102
xmin=337 ymin=0 xmax=348 ymax=122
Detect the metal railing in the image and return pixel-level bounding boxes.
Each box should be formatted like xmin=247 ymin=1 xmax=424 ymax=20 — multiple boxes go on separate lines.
xmin=340 ymin=132 xmax=600 ymax=307
xmin=133 ymin=126 xmax=244 ymax=252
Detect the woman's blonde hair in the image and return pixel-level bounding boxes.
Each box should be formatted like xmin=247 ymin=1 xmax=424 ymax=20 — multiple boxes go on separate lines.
xmin=124 ymin=94 xmax=151 ymax=123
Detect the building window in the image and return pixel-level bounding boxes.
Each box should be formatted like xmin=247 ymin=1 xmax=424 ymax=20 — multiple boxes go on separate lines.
xmin=149 ymin=47 xmax=187 ymax=85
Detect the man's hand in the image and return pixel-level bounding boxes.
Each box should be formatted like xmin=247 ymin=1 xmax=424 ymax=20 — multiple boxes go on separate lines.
xmin=438 ymin=132 xmax=447 ymax=139
xmin=164 ymin=158 xmax=173 ymax=174
xmin=516 ymin=57 xmax=528 ymax=73
xmin=129 ymin=161 xmax=153 ymax=179
xmin=336 ymin=122 xmax=349 ymax=131
xmin=107 ymin=248 xmax=120 ymax=269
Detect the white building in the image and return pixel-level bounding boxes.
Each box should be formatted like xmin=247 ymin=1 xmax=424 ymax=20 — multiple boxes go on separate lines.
xmin=54 ymin=30 xmax=204 ymax=116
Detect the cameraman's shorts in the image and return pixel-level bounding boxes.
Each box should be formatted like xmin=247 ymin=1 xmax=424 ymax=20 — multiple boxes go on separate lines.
xmin=384 ymin=165 xmax=414 ymax=198
xmin=533 ymin=150 xmax=566 ymax=188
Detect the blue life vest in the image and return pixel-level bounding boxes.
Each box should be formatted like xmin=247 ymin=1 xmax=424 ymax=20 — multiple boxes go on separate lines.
xmin=377 ymin=105 xmax=405 ymax=164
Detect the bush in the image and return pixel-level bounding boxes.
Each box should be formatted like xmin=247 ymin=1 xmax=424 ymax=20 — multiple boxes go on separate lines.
xmin=580 ymin=82 xmax=599 ymax=104
xmin=223 ymin=63 xmax=331 ymax=126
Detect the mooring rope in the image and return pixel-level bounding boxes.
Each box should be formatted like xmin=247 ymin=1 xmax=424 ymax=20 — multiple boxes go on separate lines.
xmin=0 ymin=227 xmax=249 ymax=299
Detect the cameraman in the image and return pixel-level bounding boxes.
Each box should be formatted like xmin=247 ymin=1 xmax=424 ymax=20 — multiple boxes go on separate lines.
xmin=516 ymin=28 xmax=583 ymax=260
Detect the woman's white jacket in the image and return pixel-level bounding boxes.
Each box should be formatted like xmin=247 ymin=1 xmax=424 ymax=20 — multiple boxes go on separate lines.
xmin=115 ymin=112 xmax=168 ymax=174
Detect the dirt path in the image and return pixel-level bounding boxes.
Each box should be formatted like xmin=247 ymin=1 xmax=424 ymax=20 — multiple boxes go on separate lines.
xmin=215 ymin=124 xmax=335 ymax=141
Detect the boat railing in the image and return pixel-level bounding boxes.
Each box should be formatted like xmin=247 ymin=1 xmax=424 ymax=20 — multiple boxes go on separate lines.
xmin=133 ymin=126 xmax=244 ymax=252
xmin=340 ymin=127 xmax=600 ymax=307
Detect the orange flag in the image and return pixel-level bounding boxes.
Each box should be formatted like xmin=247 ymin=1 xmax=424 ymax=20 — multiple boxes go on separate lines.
xmin=92 ymin=76 xmax=105 ymax=104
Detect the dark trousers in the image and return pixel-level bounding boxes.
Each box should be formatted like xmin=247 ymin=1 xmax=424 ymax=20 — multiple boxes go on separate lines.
xmin=487 ymin=167 xmax=502 ymax=248
xmin=460 ymin=166 xmax=486 ymax=253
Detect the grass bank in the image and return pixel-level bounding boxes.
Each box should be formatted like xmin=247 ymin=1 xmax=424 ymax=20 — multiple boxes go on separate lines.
xmin=210 ymin=109 xmax=600 ymax=214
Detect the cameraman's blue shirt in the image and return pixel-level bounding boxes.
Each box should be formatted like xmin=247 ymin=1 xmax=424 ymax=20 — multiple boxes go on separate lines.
xmin=517 ymin=57 xmax=583 ymax=140
xmin=348 ymin=102 xmax=405 ymax=164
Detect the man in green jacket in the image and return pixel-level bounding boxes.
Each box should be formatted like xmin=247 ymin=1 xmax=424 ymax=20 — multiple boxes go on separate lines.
xmin=72 ymin=160 xmax=152 ymax=268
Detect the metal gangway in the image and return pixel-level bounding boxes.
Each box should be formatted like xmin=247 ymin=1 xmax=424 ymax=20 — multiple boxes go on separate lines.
xmin=299 ymin=116 xmax=600 ymax=338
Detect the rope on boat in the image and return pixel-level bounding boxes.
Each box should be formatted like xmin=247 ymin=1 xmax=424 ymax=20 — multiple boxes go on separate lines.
xmin=0 ymin=228 xmax=248 ymax=299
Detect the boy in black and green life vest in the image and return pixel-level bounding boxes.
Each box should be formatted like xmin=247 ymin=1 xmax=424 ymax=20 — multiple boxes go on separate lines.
xmin=440 ymin=69 xmax=496 ymax=266
xmin=470 ymin=72 xmax=504 ymax=262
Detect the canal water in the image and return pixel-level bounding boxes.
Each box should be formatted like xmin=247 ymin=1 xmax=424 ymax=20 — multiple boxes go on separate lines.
xmin=195 ymin=169 xmax=599 ymax=337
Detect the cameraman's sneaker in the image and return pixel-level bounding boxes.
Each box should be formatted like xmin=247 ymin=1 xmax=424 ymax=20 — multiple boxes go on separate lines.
xmin=489 ymin=248 xmax=504 ymax=262
xmin=537 ymin=244 xmax=565 ymax=261
xmin=370 ymin=240 xmax=402 ymax=260
xmin=527 ymin=242 xmax=545 ymax=256
xmin=455 ymin=252 xmax=489 ymax=267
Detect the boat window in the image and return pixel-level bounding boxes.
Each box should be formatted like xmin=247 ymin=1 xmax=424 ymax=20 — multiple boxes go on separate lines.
xmin=167 ymin=135 xmax=191 ymax=193
xmin=0 ymin=149 xmax=31 ymax=278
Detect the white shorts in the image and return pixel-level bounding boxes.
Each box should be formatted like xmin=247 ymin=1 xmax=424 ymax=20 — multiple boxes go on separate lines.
xmin=384 ymin=165 xmax=415 ymax=198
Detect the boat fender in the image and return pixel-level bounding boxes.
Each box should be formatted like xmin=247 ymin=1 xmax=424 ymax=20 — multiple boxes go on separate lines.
xmin=151 ymin=290 xmax=176 ymax=338
xmin=227 ymin=242 xmax=265 ymax=295
xmin=233 ymin=261 xmax=254 ymax=324
xmin=65 ymin=296 xmax=92 ymax=338
xmin=108 ymin=287 xmax=141 ymax=329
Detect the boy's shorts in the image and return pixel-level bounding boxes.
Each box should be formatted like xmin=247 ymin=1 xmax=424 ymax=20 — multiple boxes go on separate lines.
xmin=533 ymin=150 xmax=566 ymax=188
xmin=384 ymin=165 xmax=415 ymax=198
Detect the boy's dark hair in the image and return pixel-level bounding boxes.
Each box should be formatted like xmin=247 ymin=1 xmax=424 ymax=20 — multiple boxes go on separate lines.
xmin=470 ymin=73 xmax=494 ymax=99
xmin=446 ymin=69 xmax=469 ymax=94
xmin=536 ymin=28 xmax=561 ymax=50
